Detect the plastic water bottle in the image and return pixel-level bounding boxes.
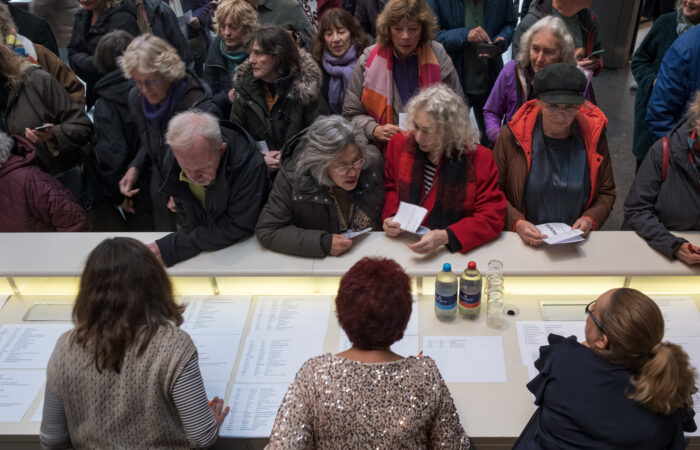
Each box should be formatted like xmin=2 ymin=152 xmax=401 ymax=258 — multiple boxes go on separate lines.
xmin=434 ymin=263 xmax=457 ymax=322
xmin=459 ymin=261 xmax=482 ymax=320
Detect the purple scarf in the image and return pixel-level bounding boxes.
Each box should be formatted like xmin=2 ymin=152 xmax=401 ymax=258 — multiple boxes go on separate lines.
xmin=322 ymin=45 xmax=357 ymax=114
xmin=141 ymin=78 xmax=187 ymax=127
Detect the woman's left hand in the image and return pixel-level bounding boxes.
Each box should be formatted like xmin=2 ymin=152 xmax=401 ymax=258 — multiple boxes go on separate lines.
xmin=24 ymin=124 xmax=55 ymax=144
xmin=408 ymin=229 xmax=448 ymax=254
xmin=572 ymin=216 xmax=594 ymax=237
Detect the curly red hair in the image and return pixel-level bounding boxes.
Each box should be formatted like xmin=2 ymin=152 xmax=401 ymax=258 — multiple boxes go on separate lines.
xmin=336 ymin=257 xmax=412 ymax=350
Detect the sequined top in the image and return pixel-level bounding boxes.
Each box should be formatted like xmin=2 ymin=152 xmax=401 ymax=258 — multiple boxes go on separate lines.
xmin=266 ymin=354 xmax=471 ymax=449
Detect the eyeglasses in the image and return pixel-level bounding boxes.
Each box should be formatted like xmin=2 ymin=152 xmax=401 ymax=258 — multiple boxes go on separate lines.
xmin=585 ymin=300 xmax=605 ymax=333
xmin=332 ymin=158 xmax=364 ymax=175
xmin=133 ymin=77 xmax=163 ymax=90
xmin=542 ymin=103 xmax=580 ymax=116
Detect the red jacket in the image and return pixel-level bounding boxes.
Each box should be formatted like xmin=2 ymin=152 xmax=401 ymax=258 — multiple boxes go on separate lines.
xmin=0 ymin=137 xmax=91 ymax=232
xmin=382 ymin=132 xmax=506 ymax=253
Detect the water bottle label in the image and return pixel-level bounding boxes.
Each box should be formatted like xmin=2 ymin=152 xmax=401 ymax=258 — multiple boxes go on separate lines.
xmin=459 ymin=289 xmax=481 ymax=309
xmin=435 ymin=293 xmax=457 ymax=310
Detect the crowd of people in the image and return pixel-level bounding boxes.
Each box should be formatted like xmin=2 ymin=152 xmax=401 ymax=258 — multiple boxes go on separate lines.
xmin=0 ymin=0 xmax=697 ymax=446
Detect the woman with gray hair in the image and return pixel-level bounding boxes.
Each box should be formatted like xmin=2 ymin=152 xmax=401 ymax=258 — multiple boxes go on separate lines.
xmin=382 ymin=84 xmax=505 ymax=254
xmin=117 ymin=34 xmax=218 ymax=230
xmin=256 ymin=115 xmax=383 ymax=257
xmin=483 ymin=15 xmax=593 ymax=144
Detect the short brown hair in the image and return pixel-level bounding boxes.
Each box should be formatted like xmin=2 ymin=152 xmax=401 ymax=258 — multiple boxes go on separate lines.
xmin=596 ymin=288 xmax=698 ymax=415
xmin=312 ymin=8 xmax=370 ymax=63
xmin=71 ymin=238 xmax=185 ymax=373
xmin=336 ymin=257 xmax=412 ymax=350
xmin=95 ymin=30 xmax=134 ymax=74
xmin=244 ymin=24 xmax=300 ymax=78
xmin=375 ymin=0 xmax=437 ymax=48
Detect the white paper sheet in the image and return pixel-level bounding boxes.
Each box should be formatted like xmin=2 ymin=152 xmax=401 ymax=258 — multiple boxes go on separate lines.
xmin=652 ymin=296 xmax=700 ymax=338
xmin=190 ymin=333 xmax=242 ymax=382
xmin=394 ymin=202 xmax=428 ymax=233
xmin=338 ymin=334 xmax=419 ymax=357
xmin=536 ymin=223 xmax=584 ymax=245
xmin=31 ymin=397 xmax=44 ymax=422
xmin=181 ymin=296 xmax=251 ymax=335
xmin=344 ymin=227 xmax=372 ymax=239
xmin=236 ymin=335 xmax=324 ymax=383
xmin=0 ymin=295 xmax=8 ymax=311
xmin=220 ymin=383 xmax=289 ymax=438
xmin=0 ymin=324 xmax=73 ymax=369
xmin=516 ymin=321 xmax=585 ymax=379
xmin=422 ymin=336 xmax=507 ymax=383
xmin=398 ymin=112 xmax=408 ymax=130
xmin=0 ymin=370 xmax=45 ymax=421
xmin=203 ymin=381 xmax=229 ymax=400
xmin=249 ymin=296 xmax=331 ymax=336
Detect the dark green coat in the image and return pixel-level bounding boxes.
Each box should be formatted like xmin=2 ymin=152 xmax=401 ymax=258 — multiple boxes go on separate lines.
xmin=631 ymin=12 xmax=679 ymax=162
xmin=229 ymin=49 xmax=329 ymax=159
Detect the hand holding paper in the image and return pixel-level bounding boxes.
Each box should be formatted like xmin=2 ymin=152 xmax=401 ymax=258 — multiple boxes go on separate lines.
xmin=536 ymin=223 xmax=584 ymax=245
xmin=393 ymin=202 xmax=428 ymax=233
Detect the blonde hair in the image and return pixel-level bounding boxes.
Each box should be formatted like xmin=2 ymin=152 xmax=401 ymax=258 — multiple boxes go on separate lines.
xmin=596 ymin=288 xmax=698 ymax=415
xmin=214 ymin=0 xmax=258 ymax=36
xmin=119 ymin=34 xmax=185 ymax=81
xmin=686 ymin=89 xmax=700 ymax=126
xmin=405 ymin=84 xmax=480 ymax=158
xmin=516 ymin=16 xmax=576 ymax=69
xmin=375 ymin=0 xmax=437 ymax=48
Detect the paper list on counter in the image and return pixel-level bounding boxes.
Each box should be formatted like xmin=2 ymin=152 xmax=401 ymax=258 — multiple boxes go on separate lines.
xmin=516 ymin=321 xmax=585 ymax=379
xmin=31 ymin=397 xmax=44 ymax=422
xmin=203 ymin=381 xmax=228 ymax=400
xmin=220 ymin=383 xmax=288 ymax=438
xmin=651 ymin=296 xmax=700 ymax=338
xmin=339 ymin=334 xmax=419 ymax=357
xmin=180 ymin=295 xmax=251 ymax=335
xmin=0 ymin=370 xmax=45 ymax=421
xmin=236 ymin=335 xmax=324 ymax=383
xmin=0 ymin=324 xmax=73 ymax=369
xmin=249 ymin=296 xmax=331 ymax=336
xmin=422 ymin=336 xmax=507 ymax=383
xmin=189 ymin=333 xmax=242 ymax=382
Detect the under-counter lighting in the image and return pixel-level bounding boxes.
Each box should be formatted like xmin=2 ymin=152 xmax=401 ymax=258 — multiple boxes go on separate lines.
xmin=420 ymin=276 xmax=626 ymax=295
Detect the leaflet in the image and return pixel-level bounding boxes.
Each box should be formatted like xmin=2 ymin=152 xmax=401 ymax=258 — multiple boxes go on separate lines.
xmin=180 ymin=296 xmax=251 ymax=335
xmin=343 ymin=227 xmax=372 ymax=239
xmin=0 ymin=324 xmax=73 ymax=369
xmin=536 ymin=222 xmax=584 ymax=245
xmin=189 ymin=333 xmax=242 ymax=382
xmin=516 ymin=320 xmax=585 ymax=379
xmin=235 ymin=335 xmax=324 ymax=383
xmin=220 ymin=383 xmax=288 ymax=438
xmin=652 ymin=296 xmax=700 ymax=338
xmin=394 ymin=202 xmax=428 ymax=233
xmin=249 ymin=296 xmax=331 ymax=337
xmin=422 ymin=336 xmax=507 ymax=383
xmin=0 ymin=370 xmax=45 ymax=422
xmin=338 ymin=334 xmax=419 ymax=357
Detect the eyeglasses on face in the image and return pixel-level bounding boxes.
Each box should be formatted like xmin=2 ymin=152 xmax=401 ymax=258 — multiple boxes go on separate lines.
xmin=585 ymin=300 xmax=605 ymax=333
xmin=133 ymin=77 xmax=164 ymax=90
xmin=332 ymin=158 xmax=364 ymax=175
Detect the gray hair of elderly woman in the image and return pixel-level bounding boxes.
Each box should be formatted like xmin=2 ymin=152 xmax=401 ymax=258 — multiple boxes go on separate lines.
xmin=294 ymin=115 xmax=378 ymax=187
xmin=119 ymin=34 xmax=186 ymax=82
xmin=516 ymin=16 xmax=577 ymax=69
xmin=0 ymin=131 xmax=13 ymax=165
xmin=166 ymin=110 xmax=223 ymax=152
xmin=405 ymin=84 xmax=480 ymax=158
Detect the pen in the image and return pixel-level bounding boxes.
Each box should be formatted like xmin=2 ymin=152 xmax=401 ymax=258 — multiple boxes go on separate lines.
xmin=417 ymin=350 xmax=423 ymax=357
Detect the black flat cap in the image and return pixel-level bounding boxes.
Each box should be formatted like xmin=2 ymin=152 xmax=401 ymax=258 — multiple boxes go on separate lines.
xmin=533 ymin=63 xmax=587 ymax=105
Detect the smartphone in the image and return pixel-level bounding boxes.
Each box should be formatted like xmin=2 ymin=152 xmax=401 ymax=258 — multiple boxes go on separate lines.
xmin=475 ymin=42 xmax=501 ymax=58
xmin=33 ymin=124 xmax=53 ymax=131
xmin=587 ymin=49 xmax=606 ymax=58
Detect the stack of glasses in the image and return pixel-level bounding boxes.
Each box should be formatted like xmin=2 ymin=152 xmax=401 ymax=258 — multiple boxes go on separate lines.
xmin=486 ymin=260 xmax=505 ymax=329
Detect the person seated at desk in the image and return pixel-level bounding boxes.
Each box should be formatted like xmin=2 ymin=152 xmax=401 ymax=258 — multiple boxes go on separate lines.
xmin=382 ymin=83 xmax=505 ymax=255
xmin=267 ymin=256 xmax=471 ymax=449
xmin=515 ymin=288 xmax=697 ymax=449
xmin=256 ymin=115 xmax=383 ymax=257
xmin=147 ymin=110 xmax=270 ymax=267
xmin=41 ymin=237 xmax=230 ymax=449
xmin=624 ymin=90 xmax=700 ymax=266
xmin=493 ymin=62 xmax=615 ymax=247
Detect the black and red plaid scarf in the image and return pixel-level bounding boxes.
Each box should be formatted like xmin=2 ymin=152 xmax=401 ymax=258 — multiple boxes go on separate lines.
xmin=397 ymin=136 xmax=477 ymax=230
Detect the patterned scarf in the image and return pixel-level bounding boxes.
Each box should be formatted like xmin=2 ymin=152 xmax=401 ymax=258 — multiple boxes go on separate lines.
xmin=361 ymin=43 xmax=441 ymax=128
xmin=397 ymin=136 xmax=477 ymax=230
xmin=322 ymin=45 xmax=357 ymax=114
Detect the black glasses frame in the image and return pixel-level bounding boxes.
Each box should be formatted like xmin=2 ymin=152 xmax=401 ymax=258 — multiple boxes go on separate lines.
xmin=585 ymin=300 xmax=605 ymax=333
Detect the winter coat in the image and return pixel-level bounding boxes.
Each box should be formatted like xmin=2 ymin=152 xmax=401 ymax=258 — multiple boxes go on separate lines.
xmin=180 ymin=0 xmax=211 ymax=43
xmin=229 ymin=49 xmax=329 ymax=157
xmin=382 ymin=132 xmax=506 ymax=253
xmin=203 ymin=36 xmax=241 ymax=119
xmin=483 ymin=60 xmax=593 ymax=144
xmin=511 ymin=0 xmax=603 ymax=71
xmin=623 ymin=118 xmax=700 ymax=259
xmin=255 ymin=0 xmax=312 ymax=33
xmin=493 ymin=99 xmax=616 ymax=231
xmin=354 ymin=0 xmax=386 ymax=36
xmin=92 ymin=69 xmax=140 ymax=203
xmin=427 ymin=0 xmax=517 ymax=97
xmin=5 ymin=1 xmax=58 ymax=55
xmin=646 ymin=24 xmax=700 ymax=141
xmin=4 ymin=65 xmax=92 ymax=176
xmin=133 ymin=0 xmax=190 ymax=64
xmin=631 ymin=12 xmax=681 ymax=162
xmin=156 ymin=121 xmax=270 ymax=267
xmin=31 ymin=0 xmax=80 ymax=47
xmin=0 ymin=137 xmax=90 ymax=232
xmin=68 ymin=0 xmax=141 ymax=107
xmin=255 ymin=158 xmax=384 ymax=257
xmin=343 ymin=41 xmax=463 ymax=143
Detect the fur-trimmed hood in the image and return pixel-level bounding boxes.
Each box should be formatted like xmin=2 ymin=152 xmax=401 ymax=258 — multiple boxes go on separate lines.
xmin=232 ymin=48 xmax=322 ymax=106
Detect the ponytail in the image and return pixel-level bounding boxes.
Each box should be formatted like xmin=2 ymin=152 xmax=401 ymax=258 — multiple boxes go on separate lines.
xmin=628 ymin=342 xmax=697 ymax=415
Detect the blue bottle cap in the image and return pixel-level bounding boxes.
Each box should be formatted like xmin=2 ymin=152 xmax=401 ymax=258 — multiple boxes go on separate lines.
xmin=442 ymin=263 xmax=451 ymax=272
